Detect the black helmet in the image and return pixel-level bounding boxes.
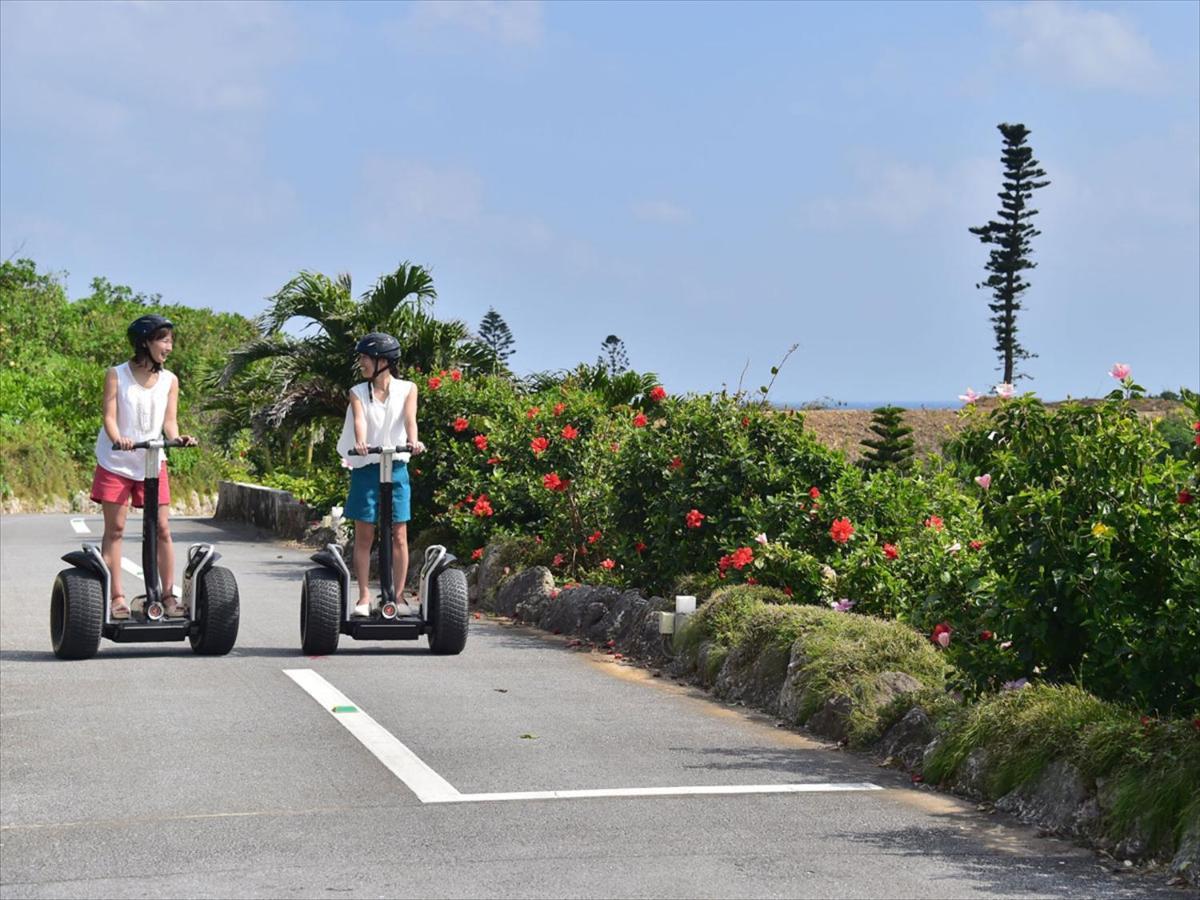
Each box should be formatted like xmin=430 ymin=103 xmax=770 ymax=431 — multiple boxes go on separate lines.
xmin=127 ymin=314 xmax=174 ymax=345
xmin=355 ymin=332 xmax=401 ymax=361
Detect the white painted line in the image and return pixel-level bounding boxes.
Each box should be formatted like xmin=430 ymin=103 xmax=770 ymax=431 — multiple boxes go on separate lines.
xmin=69 ymin=518 xmax=91 ymax=535
xmin=441 ymin=783 xmax=883 ymax=804
xmin=284 ymin=669 xmax=462 ymax=803
xmin=284 ymin=668 xmax=883 ymax=805
xmin=120 ymin=557 xmax=181 ymax=597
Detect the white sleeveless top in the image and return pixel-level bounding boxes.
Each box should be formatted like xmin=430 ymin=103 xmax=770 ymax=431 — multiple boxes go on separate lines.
xmin=336 ymin=379 xmax=414 ymax=469
xmin=94 ymin=363 xmax=177 ymax=480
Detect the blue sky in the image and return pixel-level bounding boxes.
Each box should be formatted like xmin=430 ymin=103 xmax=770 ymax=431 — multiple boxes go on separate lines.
xmin=2 ymin=0 xmax=1197 ymax=404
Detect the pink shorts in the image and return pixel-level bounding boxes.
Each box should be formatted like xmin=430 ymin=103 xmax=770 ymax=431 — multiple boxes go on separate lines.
xmin=90 ymin=464 xmax=170 ymax=509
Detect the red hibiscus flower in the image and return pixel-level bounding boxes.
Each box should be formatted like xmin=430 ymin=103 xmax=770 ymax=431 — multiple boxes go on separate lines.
xmin=543 ymin=472 xmax=563 ymax=491
xmin=633 ymin=412 xmax=648 ymax=428
xmin=1180 ymin=489 xmax=1194 ymax=505
xmin=527 ymin=406 xmax=540 ymax=419
xmin=931 ymin=622 xmax=952 ymax=647
xmin=587 ymin=530 xmax=602 ymax=544
xmin=472 ymin=495 xmax=494 ymax=517
xmin=553 ymin=402 xmax=566 ymax=416
xmin=979 ymin=630 xmax=993 ymax=640
xmin=809 ymin=486 xmax=821 ymax=500
xmin=531 ymin=436 xmax=550 ymax=455
xmin=427 ymin=376 xmax=442 ymax=390
xmin=466 ymin=494 xmax=475 ymax=503
xmin=471 ymin=548 xmax=484 ymax=560
xmin=783 ymin=586 xmax=794 ymax=598
xmin=745 ymin=577 xmax=758 ymax=585
xmin=882 ymin=542 xmax=898 ymax=560
xmin=969 ymin=540 xmax=984 ymax=551
xmin=729 ymin=546 xmax=754 ymax=569
xmin=474 ymin=434 xmax=489 ymax=451
xmin=717 ymin=554 xmax=732 ymax=573
xmin=635 ymin=541 xmax=647 ymax=554
xmin=561 ymin=424 xmax=579 ymax=440
xmin=648 ymin=386 xmax=667 ymax=402
xmin=925 ymin=515 xmax=944 ymax=530
xmin=685 ymin=508 xmax=706 ymax=529
xmin=669 ymin=456 xmax=684 ymax=470
xmin=599 ymin=558 xmax=616 ymax=570
xmin=829 ymin=517 xmax=854 ymax=544
xmin=487 ymin=456 xmax=500 ymax=465
xmin=453 ymin=417 xmax=469 ymax=432
xmin=450 ymin=369 xmax=462 ymax=382
xmin=740 ymin=416 xmax=750 ymax=427
xmin=552 ymin=553 xmax=565 ymax=567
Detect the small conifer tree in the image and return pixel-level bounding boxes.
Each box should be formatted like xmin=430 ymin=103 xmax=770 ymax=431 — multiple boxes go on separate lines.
xmin=478 ymin=307 xmax=515 ymax=374
xmin=860 ymin=405 xmax=915 ymax=473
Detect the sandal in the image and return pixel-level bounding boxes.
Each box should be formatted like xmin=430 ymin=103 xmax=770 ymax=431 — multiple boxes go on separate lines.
xmin=111 ymin=594 xmax=130 ymax=620
xmin=164 ymin=594 xmax=189 ymax=618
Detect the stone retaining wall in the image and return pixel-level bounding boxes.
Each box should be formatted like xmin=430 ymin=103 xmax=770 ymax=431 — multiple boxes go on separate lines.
xmin=214 ymin=480 xmax=311 ymax=539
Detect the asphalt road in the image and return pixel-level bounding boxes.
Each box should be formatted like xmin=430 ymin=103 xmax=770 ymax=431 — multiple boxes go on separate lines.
xmin=0 ymin=513 xmax=1188 ymax=899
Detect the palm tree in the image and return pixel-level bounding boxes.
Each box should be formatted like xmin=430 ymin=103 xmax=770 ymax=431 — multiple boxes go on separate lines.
xmin=206 ymin=263 xmax=491 ymax=447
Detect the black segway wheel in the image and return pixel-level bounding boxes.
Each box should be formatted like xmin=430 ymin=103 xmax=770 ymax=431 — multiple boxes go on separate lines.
xmin=301 ymin=568 xmax=341 ymax=655
xmin=189 ymin=565 xmax=240 ymax=655
xmin=51 ymin=567 xmax=103 ymax=660
xmin=427 ymin=567 xmax=469 ymax=655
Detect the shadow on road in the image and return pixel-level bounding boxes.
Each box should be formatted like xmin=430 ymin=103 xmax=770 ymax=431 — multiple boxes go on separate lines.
xmin=835 ymin=821 xmax=1184 ymax=899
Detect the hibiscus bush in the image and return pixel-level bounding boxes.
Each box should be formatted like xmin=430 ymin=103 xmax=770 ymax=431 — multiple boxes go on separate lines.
xmin=943 ymin=389 xmax=1200 ymax=714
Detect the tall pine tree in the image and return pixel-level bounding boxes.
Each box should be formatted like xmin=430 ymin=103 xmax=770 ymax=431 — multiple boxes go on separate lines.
xmin=969 ymin=123 xmax=1050 ymax=384
xmin=860 ymin=406 xmax=915 ymax=473
xmin=598 ymin=335 xmax=629 ymax=375
xmin=478 ymin=307 xmax=515 ymax=374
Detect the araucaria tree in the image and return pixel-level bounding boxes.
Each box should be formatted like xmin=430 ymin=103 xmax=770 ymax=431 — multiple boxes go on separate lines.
xmin=969 ymin=123 xmax=1050 ymax=384
xmin=860 ymin=405 xmax=914 ymax=473
xmin=598 ymin=335 xmax=629 ymax=376
xmin=478 ymin=307 xmax=515 ymax=374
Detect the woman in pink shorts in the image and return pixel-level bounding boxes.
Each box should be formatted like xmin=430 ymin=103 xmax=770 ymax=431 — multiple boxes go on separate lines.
xmin=90 ymin=315 xmax=196 ymax=619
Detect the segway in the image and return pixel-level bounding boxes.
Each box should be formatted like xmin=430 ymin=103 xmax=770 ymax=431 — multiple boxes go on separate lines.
xmin=300 ymin=444 xmax=469 ymax=655
xmin=51 ymin=438 xmax=240 ymax=660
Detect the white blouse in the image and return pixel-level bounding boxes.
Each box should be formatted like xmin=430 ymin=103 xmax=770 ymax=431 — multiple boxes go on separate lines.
xmin=94 ymin=363 xmax=176 ymax=480
xmin=336 ymin=379 xmax=414 ymax=469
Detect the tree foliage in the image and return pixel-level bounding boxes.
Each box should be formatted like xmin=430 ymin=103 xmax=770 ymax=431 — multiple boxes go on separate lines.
xmin=969 ymin=123 xmax=1050 ymax=384
xmin=860 ymin=405 xmax=915 ymax=473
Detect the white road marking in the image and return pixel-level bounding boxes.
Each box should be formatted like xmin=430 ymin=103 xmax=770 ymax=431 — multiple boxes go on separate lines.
xmin=285 ymin=668 xmax=883 ymax=805
xmin=120 ymin=557 xmax=181 ymax=597
xmin=284 ymin=668 xmax=461 ymax=803
xmin=69 ymin=518 xmax=90 ymax=535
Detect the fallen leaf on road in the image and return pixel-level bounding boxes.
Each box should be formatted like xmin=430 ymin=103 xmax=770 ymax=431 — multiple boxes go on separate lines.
xmin=520 ymin=733 xmax=538 ymax=740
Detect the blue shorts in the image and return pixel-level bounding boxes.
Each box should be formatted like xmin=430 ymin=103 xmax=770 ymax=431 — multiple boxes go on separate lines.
xmin=345 ymin=462 xmax=410 ymax=525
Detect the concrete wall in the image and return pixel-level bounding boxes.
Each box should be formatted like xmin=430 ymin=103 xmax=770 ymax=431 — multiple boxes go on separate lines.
xmin=215 ymin=481 xmax=311 ymax=539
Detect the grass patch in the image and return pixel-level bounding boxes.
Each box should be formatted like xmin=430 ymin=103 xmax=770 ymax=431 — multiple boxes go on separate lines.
xmin=925 ymin=683 xmax=1200 ymax=856
xmin=678 ymin=588 xmax=946 ymax=744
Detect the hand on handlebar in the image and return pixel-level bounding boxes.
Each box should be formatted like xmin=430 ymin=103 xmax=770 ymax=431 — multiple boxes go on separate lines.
xmin=411 ymin=440 xmax=425 ymax=456
xmin=355 ymin=440 xmax=370 ymax=457
xmin=113 ymin=436 xmax=135 ymax=451
xmin=177 ymin=434 xmax=198 ymax=448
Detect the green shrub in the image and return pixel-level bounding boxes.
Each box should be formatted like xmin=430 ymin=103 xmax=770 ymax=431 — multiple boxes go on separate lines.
xmin=944 ymin=393 xmax=1200 ymax=713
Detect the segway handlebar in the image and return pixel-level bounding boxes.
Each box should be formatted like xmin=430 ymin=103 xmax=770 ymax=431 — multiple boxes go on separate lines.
xmin=112 ymin=438 xmax=193 ymax=450
xmin=348 ymin=444 xmax=414 ymax=456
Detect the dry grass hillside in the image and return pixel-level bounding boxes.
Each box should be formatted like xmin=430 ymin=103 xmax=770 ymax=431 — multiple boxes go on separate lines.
xmin=794 ymin=399 xmax=1185 ymax=463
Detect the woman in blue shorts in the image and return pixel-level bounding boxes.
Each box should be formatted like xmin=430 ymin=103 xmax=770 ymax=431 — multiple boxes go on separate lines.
xmin=335 ymin=333 xmax=426 ymax=617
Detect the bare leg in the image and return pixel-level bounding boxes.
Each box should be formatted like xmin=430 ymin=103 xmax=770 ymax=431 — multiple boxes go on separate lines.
xmin=352 ymin=520 xmax=375 ymax=607
xmin=101 ymin=502 xmax=129 ymax=606
xmin=393 ymin=523 xmax=409 ymax=603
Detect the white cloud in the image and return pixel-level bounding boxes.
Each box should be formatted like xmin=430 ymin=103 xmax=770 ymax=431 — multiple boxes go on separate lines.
xmin=988 ymin=1 xmax=1166 ymax=92
xmin=360 ymin=158 xmax=486 ymax=231
xmin=631 ymin=200 xmax=691 ymax=225
xmin=403 ymin=0 xmax=545 ymax=48
xmin=797 ymin=153 xmax=997 ymax=231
